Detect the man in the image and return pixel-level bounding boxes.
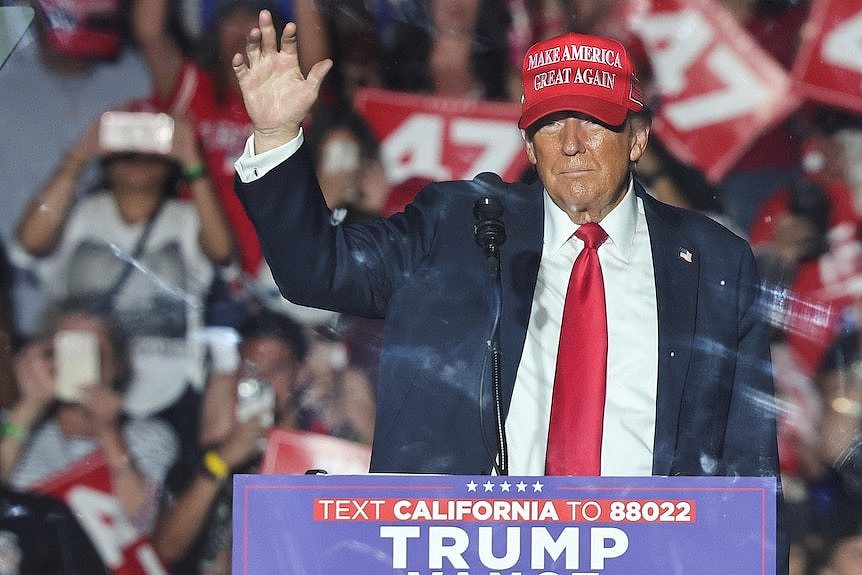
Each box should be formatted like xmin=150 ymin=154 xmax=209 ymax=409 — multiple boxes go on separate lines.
xmin=231 ymin=10 xmax=779 ymax=481
xmin=232 ymin=13 xmax=787 ymax=569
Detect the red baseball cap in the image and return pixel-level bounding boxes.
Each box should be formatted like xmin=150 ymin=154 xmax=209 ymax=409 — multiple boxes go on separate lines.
xmin=519 ymin=32 xmax=644 ymax=130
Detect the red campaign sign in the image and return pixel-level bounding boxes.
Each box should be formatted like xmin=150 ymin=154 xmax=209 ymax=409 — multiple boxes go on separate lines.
xmin=792 ymin=0 xmax=862 ymax=114
xmin=261 ymin=428 xmax=371 ymax=475
xmin=33 ymin=451 xmax=167 ymax=575
xmin=619 ymin=0 xmax=802 ymax=182
xmin=353 ymin=88 xmax=531 ymax=186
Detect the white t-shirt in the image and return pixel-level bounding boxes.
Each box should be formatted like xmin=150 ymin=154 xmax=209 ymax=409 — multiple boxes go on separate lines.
xmin=11 ymin=192 xmax=214 ymax=415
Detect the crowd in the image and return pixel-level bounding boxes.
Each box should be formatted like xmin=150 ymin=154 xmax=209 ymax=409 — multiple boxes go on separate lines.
xmin=0 ymin=0 xmax=860 ymax=573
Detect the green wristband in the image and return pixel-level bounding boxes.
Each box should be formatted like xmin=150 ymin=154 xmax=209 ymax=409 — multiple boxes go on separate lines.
xmin=1 ymin=422 xmax=28 ymax=440
xmin=183 ymin=162 xmax=207 ymax=183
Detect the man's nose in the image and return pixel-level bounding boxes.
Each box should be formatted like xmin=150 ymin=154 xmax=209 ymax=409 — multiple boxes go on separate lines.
xmin=560 ymin=119 xmax=585 ymax=155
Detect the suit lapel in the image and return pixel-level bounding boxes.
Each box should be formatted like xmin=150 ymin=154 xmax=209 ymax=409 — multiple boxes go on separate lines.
xmin=639 ymin=188 xmax=699 ymax=476
xmin=499 ymin=180 xmax=544 ymax=414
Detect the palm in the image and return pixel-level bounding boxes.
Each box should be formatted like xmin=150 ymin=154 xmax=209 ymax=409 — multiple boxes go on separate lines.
xmin=239 ymin=44 xmax=306 ymax=131
xmin=233 ymin=13 xmax=331 ymax=138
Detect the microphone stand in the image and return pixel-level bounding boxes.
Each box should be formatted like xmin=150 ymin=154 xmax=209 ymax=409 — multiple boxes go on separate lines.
xmin=473 ymin=198 xmax=508 ymax=476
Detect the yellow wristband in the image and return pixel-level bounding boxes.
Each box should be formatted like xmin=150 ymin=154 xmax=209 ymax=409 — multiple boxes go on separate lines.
xmin=203 ymin=450 xmax=230 ymax=481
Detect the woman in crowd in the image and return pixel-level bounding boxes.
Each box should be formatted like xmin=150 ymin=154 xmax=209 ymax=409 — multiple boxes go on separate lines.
xmin=0 ymin=300 xmax=178 ymax=535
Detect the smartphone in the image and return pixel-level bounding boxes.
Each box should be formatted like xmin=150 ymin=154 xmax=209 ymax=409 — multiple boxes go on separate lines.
xmin=320 ymin=139 xmax=360 ymax=176
xmin=99 ymin=111 xmax=175 ymax=155
xmin=236 ymin=376 xmax=276 ymax=426
xmin=54 ymin=330 xmax=100 ymax=402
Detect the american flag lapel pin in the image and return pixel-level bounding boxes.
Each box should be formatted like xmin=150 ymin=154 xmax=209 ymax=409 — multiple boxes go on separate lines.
xmin=679 ymin=247 xmax=693 ymax=263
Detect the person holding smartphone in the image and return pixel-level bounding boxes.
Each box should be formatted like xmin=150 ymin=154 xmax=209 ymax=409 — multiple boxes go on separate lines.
xmin=11 ymin=102 xmax=234 ymax=461
xmin=152 ymin=308 xmax=309 ymax=573
xmin=0 ymin=299 xmax=178 ymax=535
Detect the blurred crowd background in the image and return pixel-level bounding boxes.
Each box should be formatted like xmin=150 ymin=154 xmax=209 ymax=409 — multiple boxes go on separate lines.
xmin=1 ymin=0 xmax=862 ymax=573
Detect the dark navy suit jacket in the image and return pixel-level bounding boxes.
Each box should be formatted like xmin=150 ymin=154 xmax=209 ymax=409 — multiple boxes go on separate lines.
xmin=235 ymin=144 xmax=780 ymax=481
xmin=236 ymin=140 xmax=787 ymax=573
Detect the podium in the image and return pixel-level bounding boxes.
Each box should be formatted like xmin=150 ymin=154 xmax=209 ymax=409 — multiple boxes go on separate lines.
xmin=233 ymin=474 xmax=776 ymax=574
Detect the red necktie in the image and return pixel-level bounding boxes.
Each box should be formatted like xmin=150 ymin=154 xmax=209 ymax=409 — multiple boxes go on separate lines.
xmin=546 ymin=222 xmax=608 ymax=476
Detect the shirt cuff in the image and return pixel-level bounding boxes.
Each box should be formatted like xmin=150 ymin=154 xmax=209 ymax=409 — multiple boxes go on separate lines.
xmin=234 ymin=129 xmax=304 ymax=183
xmin=7 ymin=240 xmax=36 ymax=270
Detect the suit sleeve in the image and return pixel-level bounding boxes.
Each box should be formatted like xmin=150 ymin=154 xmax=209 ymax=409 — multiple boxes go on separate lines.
xmin=233 ymin=144 xmax=436 ymax=318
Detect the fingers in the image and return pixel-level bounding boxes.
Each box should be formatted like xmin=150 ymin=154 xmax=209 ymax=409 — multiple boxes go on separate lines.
xmin=280 ymin=20 xmax=298 ymax=59
xmin=81 ymin=387 xmax=122 ymax=418
xmin=231 ymin=51 xmax=247 ymax=76
xmin=258 ymin=9 xmax=280 ymax=57
xmin=306 ymin=58 xmax=334 ymax=92
xmin=238 ymin=13 xmax=297 ymax=73
xmin=244 ymin=24 xmax=263 ymax=68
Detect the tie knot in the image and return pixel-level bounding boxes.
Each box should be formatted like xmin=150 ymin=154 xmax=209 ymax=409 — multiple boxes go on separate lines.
xmin=575 ymin=222 xmax=608 ymax=250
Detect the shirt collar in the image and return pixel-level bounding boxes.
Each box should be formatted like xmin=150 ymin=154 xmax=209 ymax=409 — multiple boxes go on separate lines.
xmin=543 ymin=177 xmax=638 ymax=262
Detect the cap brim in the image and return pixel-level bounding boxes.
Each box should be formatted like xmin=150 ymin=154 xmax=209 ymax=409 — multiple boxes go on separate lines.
xmin=518 ymin=95 xmax=630 ymax=131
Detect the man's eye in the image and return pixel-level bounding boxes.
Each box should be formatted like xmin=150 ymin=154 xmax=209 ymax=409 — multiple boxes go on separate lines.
xmin=539 ymin=120 xmax=564 ymax=132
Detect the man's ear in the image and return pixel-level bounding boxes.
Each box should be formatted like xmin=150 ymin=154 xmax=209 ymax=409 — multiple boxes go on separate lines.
xmin=628 ymin=121 xmax=650 ymax=163
xmin=522 ymin=129 xmax=537 ymax=165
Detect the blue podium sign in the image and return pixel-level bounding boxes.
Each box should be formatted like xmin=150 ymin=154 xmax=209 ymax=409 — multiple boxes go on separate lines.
xmin=233 ymin=474 xmax=776 ymax=575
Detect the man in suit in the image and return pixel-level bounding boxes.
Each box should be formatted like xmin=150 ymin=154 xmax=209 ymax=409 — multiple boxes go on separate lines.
xmin=231 ymin=11 xmax=779 ymax=484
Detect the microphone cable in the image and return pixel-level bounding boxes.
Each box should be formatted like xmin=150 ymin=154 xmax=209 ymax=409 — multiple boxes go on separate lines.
xmin=473 ymin=196 xmax=509 ymax=476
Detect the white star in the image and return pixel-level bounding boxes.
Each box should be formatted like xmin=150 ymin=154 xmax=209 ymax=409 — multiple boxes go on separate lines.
xmin=500 ymin=481 xmax=512 ymax=492
xmin=483 ymin=481 xmax=495 ymax=492
xmin=466 ymin=480 xmax=478 ymax=492
xmin=516 ymin=481 xmax=528 ymax=492
xmin=532 ymin=481 xmax=544 ymax=492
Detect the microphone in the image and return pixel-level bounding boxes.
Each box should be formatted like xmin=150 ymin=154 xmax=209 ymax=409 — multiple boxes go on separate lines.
xmin=473 ymin=197 xmax=507 ymax=279
xmin=472 ymin=196 xmax=509 ymax=475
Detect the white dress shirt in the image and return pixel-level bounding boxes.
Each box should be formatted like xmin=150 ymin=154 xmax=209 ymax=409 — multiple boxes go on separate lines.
xmin=507 ymin=185 xmax=659 ymax=476
xmin=236 ymin=135 xmax=660 ymax=476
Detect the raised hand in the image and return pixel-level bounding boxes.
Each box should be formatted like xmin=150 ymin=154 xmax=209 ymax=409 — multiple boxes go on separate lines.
xmin=69 ymin=119 xmax=103 ymax=165
xmin=79 ymin=386 xmax=124 ymax=433
xmin=217 ymin=417 xmax=269 ymax=469
xmin=13 ymin=340 xmax=56 ymax=413
xmin=167 ymin=115 xmax=202 ymax=167
xmin=231 ymin=10 xmax=333 ymax=154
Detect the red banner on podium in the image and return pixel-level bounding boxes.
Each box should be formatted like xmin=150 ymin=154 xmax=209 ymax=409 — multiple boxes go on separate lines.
xmin=792 ymin=0 xmax=862 ymax=114
xmin=261 ymin=428 xmax=371 ymax=475
xmin=33 ymin=451 xmax=167 ymax=575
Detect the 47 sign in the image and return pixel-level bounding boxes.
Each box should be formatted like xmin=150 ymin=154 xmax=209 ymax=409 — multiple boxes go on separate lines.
xmin=622 ymin=0 xmax=802 ymax=182
xmin=354 ymin=88 xmax=530 ymax=186
xmin=793 ymin=0 xmax=862 ymax=114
